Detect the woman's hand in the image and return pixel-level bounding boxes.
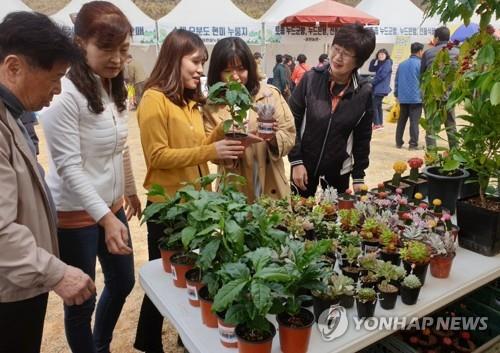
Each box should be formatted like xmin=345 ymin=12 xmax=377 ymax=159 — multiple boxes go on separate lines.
xmin=98 ymin=212 xmax=132 ymax=255
xmin=214 ymin=139 xmax=245 ymax=159
xmin=124 ymin=194 xmax=142 ymax=220
xmin=292 ymin=165 xmax=308 ymax=191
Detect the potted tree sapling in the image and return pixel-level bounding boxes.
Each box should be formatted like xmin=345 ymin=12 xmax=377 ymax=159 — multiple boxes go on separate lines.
xmin=355 ymin=288 xmax=378 ymax=319
xmin=400 ymin=240 xmax=431 ymax=285
xmin=427 ymin=232 xmax=457 ymax=279
xmin=400 ymin=274 xmax=422 ymax=305
xmin=376 ymin=261 xmax=400 ymax=310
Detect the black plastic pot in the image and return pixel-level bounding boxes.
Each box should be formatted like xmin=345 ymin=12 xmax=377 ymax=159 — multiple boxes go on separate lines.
xmin=403 ymin=176 xmax=428 ymax=199
xmin=457 ymin=195 xmax=500 ymax=256
xmin=378 ymin=287 xmax=398 ymax=310
xmin=400 ymin=285 xmax=421 ymax=305
xmin=312 ymin=295 xmax=341 ymax=323
xmin=356 ymin=299 xmax=377 ymax=319
xmin=339 ymin=294 xmax=354 ymax=309
xmin=384 ymin=180 xmax=415 ymax=198
xmin=423 ymin=167 xmax=469 ymax=214
xmin=341 ymin=266 xmax=360 ymax=282
xmin=380 ymin=250 xmax=401 ymax=266
xmin=403 ymin=260 xmax=429 ymax=286
xmin=459 ymin=169 xmax=480 ymax=199
xmin=361 ymin=239 xmax=380 ymax=254
xmin=360 ymin=276 xmax=380 ymax=290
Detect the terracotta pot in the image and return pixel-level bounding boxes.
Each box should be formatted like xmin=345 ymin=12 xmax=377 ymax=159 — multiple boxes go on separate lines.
xmin=185 ymin=268 xmax=203 ymax=307
xmin=235 ymin=322 xmax=276 ymax=353
xmin=159 ymin=247 xmax=181 ymax=273
xmin=277 ymin=308 xmax=314 ymax=353
xmin=430 ymin=253 xmax=455 ymax=279
xmin=338 ymin=198 xmax=355 ymax=210
xmin=217 ymin=312 xmax=238 ymax=348
xmin=170 ymin=253 xmax=195 ymax=288
xmin=198 ymin=286 xmax=218 ymax=328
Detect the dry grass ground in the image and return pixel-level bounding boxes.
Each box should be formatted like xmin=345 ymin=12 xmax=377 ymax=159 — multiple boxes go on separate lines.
xmin=37 ymin=106 xmax=433 ymax=352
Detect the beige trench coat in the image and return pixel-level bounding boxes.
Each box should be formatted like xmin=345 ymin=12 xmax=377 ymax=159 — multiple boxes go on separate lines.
xmin=204 ymin=83 xmax=296 ymax=203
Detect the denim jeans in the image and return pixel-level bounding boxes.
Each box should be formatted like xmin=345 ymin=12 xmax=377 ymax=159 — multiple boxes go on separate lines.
xmin=372 ymin=95 xmax=385 ymax=125
xmin=58 ymin=208 xmax=135 ymax=353
xmin=396 ymin=103 xmax=423 ymax=147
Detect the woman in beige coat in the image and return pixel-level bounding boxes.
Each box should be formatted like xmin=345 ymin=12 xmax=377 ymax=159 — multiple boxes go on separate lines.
xmin=204 ymin=37 xmax=295 ymax=202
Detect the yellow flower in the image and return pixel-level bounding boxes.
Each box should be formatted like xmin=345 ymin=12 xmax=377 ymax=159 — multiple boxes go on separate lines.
xmin=360 ymin=195 xmax=368 ymax=202
xmin=360 ymin=184 xmax=369 ymax=191
xmin=414 ymin=193 xmax=423 ymax=200
xmin=393 ymin=161 xmax=407 ymax=174
xmin=432 ymin=199 xmax=442 ymax=207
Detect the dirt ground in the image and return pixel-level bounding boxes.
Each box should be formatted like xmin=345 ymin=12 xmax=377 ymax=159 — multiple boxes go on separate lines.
xmin=37 ymin=108 xmax=429 ymax=353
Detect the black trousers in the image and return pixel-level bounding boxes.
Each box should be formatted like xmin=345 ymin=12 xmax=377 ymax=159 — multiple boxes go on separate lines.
xmin=134 ymin=217 xmax=165 ymax=352
xmin=396 ymin=103 xmax=422 ymax=148
xmin=0 ymin=293 xmax=48 ymax=353
xmin=292 ymin=166 xmax=351 ymax=198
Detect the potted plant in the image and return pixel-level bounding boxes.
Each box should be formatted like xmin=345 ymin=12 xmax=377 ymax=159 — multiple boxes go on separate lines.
xmin=338 ymin=189 xmax=356 ymax=210
xmin=207 ymin=78 xmax=253 ymax=145
xmin=185 ymin=267 xmax=203 ymax=307
xmin=338 ymin=208 xmax=361 ymax=233
xmin=423 ymin=0 xmax=499 ymax=255
xmin=385 ymin=161 xmax=414 ymax=197
xmin=379 ymin=227 xmax=401 ymax=266
xmin=254 ymin=102 xmax=276 ymax=139
xmin=360 ymin=217 xmax=381 ymax=254
xmin=376 ymin=261 xmax=400 ymax=310
xmin=340 ymin=244 xmax=361 ymax=282
xmin=358 ymin=253 xmax=379 ymax=286
xmin=355 ymin=288 xmax=377 ymax=319
xmin=170 ymin=252 xmax=197 ymax=288
xmin=400 ymin=274 xmax=422 ymax=305
xmin=400 ymin=240 xmax=431 ymax=285
xmin=427 ymin=232 xmax=457 ymax=279
xmin=404 ymin=157 xmax=428 ymax=198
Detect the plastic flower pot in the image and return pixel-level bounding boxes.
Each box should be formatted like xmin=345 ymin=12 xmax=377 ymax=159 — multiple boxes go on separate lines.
xmin=235 ymin=321 xmax=276 ymax=353
xmin=356 ymin=298 xmax=377 ymax=319
xmin=423 ymin=167 xmax=469 ymax=214
xmin=378 ymin=285 xmax=398 ymax=310
xmin=277 ymin=308 xmax=315 ymax=353
xmin=360 ymin=276 xmax=381 ymax=291
xmin=257 ymin=117 xmax=276 ymax=139
xmin=312 ymin=294 xmax=341 ymax=323
xmin=430 ymin=253 xmax=455 ymax=279
xmin=400 ymin=285 xmax=421 ymax=305
xmin=403 ymin=260 xmax=429 ymax=286
xmin=170 ymin=252 xmax=195 ymax=288
xmin=361 ymin=239 xmax=380 ymax=254
xmin=380 ymin=250 xmax=401 ymax=266
xmin=217 ymin=312 xmax=238 ymax=348
xmin=338 ymin=198 xmax=355 ymax=210
xmin=185 ymin=268 xmax=203 ymax=307
xmin=341 ymin=266 xmax=360 ymax=282
xmin=198 ymin=286 xmax=218 ymax=328
xmin=339 ymin=294 xmax=354 ymax=309
xmin=159 ymin=247 xmax=181 ymax=273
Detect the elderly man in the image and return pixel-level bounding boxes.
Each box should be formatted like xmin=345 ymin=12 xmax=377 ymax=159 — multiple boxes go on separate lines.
xmin=0 ymin=12 xmax=95 ymax=353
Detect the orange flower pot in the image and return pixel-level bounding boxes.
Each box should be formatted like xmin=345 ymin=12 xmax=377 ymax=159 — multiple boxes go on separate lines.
xmin=185 ymin=268 xmax=203 ymax=307
xmin=430 ymin=253 xmax=455 ymax=279
xmin=277 ymin=309 xmax=315 ymax=353
xmin=217 ymin=312 xmax=238 ymax=348
xmin=198 ymin=286 xmax=218 ymax=328
xmin=235 ymin=322 xmax=276 ymax=353
xmin=170 ymin=253 xmax=195 ymax=288
xmin=159 ymin=247 xmax=181 ymax=273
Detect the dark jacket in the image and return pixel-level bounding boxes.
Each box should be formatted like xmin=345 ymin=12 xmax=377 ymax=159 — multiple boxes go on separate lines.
xmin=395 ymin=55 xmax=422 ymax=104
xmin=369 ymin=58 xmax=392 ymax=96
xmin=420 ymin=41 xmax=459 ymax=75
xmin=272 ymin=63 xmax=289 ymax=94
xmin=288 ymin=64 xmax=373 ymax=184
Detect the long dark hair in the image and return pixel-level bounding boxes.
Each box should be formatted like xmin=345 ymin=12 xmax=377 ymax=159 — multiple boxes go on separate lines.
xmin=68 ymin=1 xmax=132 ymax=113
xmin=207 ymin=37 xmax=260 ymax=96
xmin=145 ymin=29 xmax=207 ymax=106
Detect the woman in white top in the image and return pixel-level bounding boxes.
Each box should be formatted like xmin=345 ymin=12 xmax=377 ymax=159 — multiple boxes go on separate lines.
xmin=40 ymin=2 xmax=139 ymax=352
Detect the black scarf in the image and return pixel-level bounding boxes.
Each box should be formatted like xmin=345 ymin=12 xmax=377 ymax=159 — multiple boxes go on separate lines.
xmin=0 ymin=83 xmax=25 ymax=119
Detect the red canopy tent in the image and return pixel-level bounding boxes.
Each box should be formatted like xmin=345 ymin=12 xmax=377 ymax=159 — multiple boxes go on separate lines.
xmin=279 ymin=0 xmax=379 ymax=27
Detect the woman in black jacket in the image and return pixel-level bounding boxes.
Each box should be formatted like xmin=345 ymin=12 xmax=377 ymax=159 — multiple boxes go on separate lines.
xmin=288 ymin=24 xmax=376 ymax=197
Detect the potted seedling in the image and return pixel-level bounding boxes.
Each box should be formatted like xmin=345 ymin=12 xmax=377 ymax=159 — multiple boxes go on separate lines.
xmin=427 ymin=232 xmax=457 ymax=279
xmin=336 ymin=231 xmax=361 ymax=267
xmin=358 ymin=253 xmax=380 ymax=289
xmin=385 ymin=161 xmax=414 ymax=197
xmin=400 ymin=240 xmax=431 ymax=285
xmin=376 ymin=261 xmax=400 ymax=310
xmin=360 ymin=217 xmax=381 ymax=253
xmin=312 ymin=274 xmax=355 ymax=317
xmin=404 ymin=157 xmax=428 ymax=197
xmin=400 ymin=274 xmax=422 ymax=305
xmin=254 ymin=102 xmax=276 ymax=139
xmin=355 ymin=288 xmax=378 ymax=319
xmin=170 ymin=251 xmax=197 ymax=288
xmin=379 ymin=227 xmax=401 ymax=266
xmin=340 ymin=244 xmax=361 ymax=282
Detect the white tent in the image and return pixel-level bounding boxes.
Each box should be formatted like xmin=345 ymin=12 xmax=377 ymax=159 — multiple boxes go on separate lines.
xmin=157 ymin=0 xmax=261 ymax=44
xmin=356 ymin=0 xmax=440 ymax=43
xmin=1 ymin=0 xmax=32 ymax=21
xmin=51 ymin=0 xmax=156 ymax=44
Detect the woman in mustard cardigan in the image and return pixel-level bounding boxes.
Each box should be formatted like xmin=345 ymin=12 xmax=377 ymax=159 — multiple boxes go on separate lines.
xmin=134 ymin=29 xmax=244 ymax=353
xmin=204 ymin=37 xmax=296 ymax=203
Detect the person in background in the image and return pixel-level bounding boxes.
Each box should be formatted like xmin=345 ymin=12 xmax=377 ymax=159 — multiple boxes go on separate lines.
xmin=253 ymin=51 xmax=266 ymax=81
xmin=205 ymin=37 xmax=296 ymax=202
xmin=317 ymin=53 xmax=329 ymax=68
xmin=369 ymin=48 xmax=392 ymax=131
xmin=421 ymin=26 xmax=459 ymax=149
xmin=134 ymin=29 xmax=244 ymax=353
xmin=289 ymin=24 xmax=375 ymax=197
xmin=395 ymin=42 xmax=424 ymax=150
xmin=0 ymin=11 xmax=95 ymax=353
xmin=40 ymin=2 xmax=140 ymax=352
xmin=272 ymin=54 xmax=290 ymax=99
xmin=283 ymin=54 xmax=295 ymax=92
xmin=124 ymin=53 xmax=147 ymax=107
xmin=291 ymin=53 xmax=310 ymax=86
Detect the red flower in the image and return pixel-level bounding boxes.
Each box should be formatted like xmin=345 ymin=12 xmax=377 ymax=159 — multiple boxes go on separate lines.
xmin=408 ymin=157 xmax=424 ymax=169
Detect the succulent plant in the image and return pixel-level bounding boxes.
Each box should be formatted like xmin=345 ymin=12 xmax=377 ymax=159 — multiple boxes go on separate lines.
xmin=408 ymin=157 xmax=424 ymax=181
xmin=402 ymin=274 xmax=422 ymax=289
xmin=376 ymin=261 xmax=400 ymax=283
xmin=356 ymin=287 xmax=377 ymax=303
xmin=314 ymin=274 xmax=355 ymax=299
xmin=343 ymin=244 xmax=361 ymax=265
xmin=426 ymin=232 xmax=457 ymax=256
xmin=339 ymin=209 xmax=361 ymax=231
xmin=392 ymin=161 xmax=408 ymax=186
xmin=400 ymin=241 xmax=431 ymax=264
xmin=379 ymin=228 xmax=398 ymax=251
xmin=361 ymin=217 xmax=380 ymax=240
xmin=338 ymin=231 xmax=361 ymax=248
xmin=402 ymin=224 xmax=425 ymax=241
xmin=358 ymin=253 xmax=379 ymax=272
xmin=394 ymin=266 xmax=407 ymax=280
xmin=315 ymin=179 xmax=339 ymax=205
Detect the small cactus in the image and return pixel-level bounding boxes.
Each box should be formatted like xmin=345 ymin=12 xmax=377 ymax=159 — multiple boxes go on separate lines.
xmin=402 ymin=274 xmax=422 ymax=289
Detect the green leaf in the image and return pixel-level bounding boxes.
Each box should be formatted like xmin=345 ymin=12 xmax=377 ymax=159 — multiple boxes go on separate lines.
xmin=224 ymin=304 xmax=248 ymax=325
xmin=198 ymin=239 xmax=221 ymax=270
xmin=254 ymin=267 xmax=292 ymax=282
xmin=181 ymin=226 xmax=196 ymax=248
xmin=477 ymin=44 xmax=495 ymax=66
xmin=212 ymin=278 xmax=248 ymax=312
xmin=491 ymin=82 xmax=500 ymax=106
xmin=220 ymin=262 xmax=250 ymax=280
xmin=246 ymin=248 xmax=273 ymax=272
xmin=223 ymin=119 xmax=233 ymax=133
xmin=442 ymin=158 xmax=460 ymax=171
xmin=251 ymin=282 xmax=272 ymax=314
xmin=142 ymin=202 xmax=165 ymax=222
xmin=146 ymin=184 xmax=166 ymax=198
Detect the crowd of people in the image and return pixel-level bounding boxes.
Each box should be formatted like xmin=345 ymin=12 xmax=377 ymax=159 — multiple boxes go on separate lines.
xmin=0 ymin=1 xmax=479 ymax=352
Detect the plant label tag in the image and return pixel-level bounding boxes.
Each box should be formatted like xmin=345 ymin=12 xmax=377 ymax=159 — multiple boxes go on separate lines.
xmin=187 ymin=284 xmax=198 ymax=301
xmin=218 ymin=323 xmax=237 ymax=344
xmin=171 ymin=266 xmax=177 ymax=281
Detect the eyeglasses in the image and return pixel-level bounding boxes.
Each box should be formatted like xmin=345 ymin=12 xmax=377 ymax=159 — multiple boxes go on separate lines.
xmin=331 ymin=45 xmax=356 ymax=60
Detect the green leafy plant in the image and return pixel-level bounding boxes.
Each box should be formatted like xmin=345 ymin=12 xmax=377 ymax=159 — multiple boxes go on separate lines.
xmin=400 ymin=241 xmax=431 ymax=264
xmin=358 ymin=253 xmax=379 ymax=273
xmin=376 ymin=261 xmax=400 ymax=291
xmin=379 ymin=228 xmax=399 ymax=252
xmin=207 ymin=78 xmax=253 ymax=134
xmin=356 ymin=288 xmax=377 ymax=303
xmin=313 ymin=274 xmax=355 ymax=300
xmin=402 ymin=274 xmax=422 ymax=289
